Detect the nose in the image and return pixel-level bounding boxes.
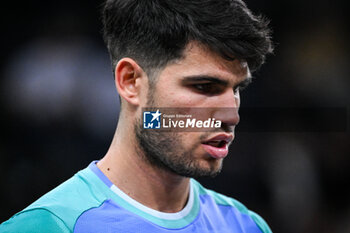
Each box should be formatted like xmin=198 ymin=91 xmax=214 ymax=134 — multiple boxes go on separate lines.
xmin=212 ymin=89 xmax=240 ymax=127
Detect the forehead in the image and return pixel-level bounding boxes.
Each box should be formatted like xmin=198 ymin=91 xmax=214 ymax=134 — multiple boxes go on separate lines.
xmin=158 ymin=42 xmax=249 ymax=83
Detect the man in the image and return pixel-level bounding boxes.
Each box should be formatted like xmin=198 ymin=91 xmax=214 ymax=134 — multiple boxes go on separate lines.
xmin=0 ymin=0 xmax=273 ymax=232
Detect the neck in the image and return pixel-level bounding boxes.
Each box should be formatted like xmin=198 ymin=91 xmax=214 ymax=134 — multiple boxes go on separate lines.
xmin=98 ymin=123 xmax=190 ymax=213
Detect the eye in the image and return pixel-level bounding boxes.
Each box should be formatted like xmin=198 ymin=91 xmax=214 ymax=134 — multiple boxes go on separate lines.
xmin=193 ymin=83 xmax=212 ymax=92
xmin=191 ymin=83 xmax=224 ymax=95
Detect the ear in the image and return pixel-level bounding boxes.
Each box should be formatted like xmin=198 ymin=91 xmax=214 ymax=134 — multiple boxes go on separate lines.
xmin=114 ymin=58 xmax=145 ymax=106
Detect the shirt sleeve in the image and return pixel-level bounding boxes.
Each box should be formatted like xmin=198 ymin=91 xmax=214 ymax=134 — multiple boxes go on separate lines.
xmin=0 ymin=208 xmax=71 ymax=233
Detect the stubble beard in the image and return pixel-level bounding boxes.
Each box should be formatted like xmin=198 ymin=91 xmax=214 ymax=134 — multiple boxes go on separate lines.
xmin=134 ymin=89 xmax=222 ymax=178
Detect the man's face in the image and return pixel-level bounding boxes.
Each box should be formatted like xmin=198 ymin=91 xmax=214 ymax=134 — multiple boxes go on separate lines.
xmin=135 ymin=42 xmax=249 ymax=178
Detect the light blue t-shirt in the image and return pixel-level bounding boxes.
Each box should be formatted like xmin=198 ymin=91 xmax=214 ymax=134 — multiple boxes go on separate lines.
xmin=0 ymin=161 xmax=272 ymax=233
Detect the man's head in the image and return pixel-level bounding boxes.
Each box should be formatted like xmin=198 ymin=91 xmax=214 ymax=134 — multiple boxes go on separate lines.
xmin=102 ymin=0 xmax=273 ymax=177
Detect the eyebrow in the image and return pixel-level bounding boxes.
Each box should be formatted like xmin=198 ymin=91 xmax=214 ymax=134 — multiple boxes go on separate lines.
xmin=181 ymin=75 xmax=252 ymax=89
xmin=181 ymin=75 xmax=229 ymax=86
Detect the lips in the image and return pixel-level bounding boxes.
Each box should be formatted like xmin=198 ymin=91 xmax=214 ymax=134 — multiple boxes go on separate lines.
xmin=201 ymin=134 xmax=233 ymax=159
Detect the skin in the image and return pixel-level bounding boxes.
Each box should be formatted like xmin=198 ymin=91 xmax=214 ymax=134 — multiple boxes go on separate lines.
xmin=98 ymin=42 xmax=249 ymax=213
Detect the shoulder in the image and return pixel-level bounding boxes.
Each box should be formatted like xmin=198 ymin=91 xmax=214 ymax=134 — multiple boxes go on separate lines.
xmin=1 ymin=166 xmax=108 ymax=232
xmin=0 ymin=208 xmax=70 ymax=233
xmin=191 ymin=179 xmax=272 ymax=233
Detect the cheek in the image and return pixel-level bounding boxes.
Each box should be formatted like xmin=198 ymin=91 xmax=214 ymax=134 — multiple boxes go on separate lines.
xmin=159 ymin=92 xmax=196 ymax=107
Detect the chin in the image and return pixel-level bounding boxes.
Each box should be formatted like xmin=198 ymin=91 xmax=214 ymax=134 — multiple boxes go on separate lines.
xmin=194 ymin=160 xmax=223 ymax=178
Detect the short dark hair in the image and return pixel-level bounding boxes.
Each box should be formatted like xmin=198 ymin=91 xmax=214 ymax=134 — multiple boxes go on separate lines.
xmin=102 ymin=0 xmax=273 ymax=78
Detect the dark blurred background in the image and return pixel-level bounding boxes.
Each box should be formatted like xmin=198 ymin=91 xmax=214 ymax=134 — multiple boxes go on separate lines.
xmin=0 ymin=0 xmax=349 ymax=232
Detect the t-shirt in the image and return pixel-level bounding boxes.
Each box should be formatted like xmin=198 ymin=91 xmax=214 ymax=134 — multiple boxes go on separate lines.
xmin=0 ymin=161 xmax=272 ymax=233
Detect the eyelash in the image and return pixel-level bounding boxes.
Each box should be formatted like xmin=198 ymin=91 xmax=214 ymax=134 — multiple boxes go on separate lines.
xmin=192 ymin=83 xmax=223 ymax=94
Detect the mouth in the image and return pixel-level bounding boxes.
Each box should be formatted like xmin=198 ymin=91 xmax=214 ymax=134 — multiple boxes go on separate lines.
xmin=201 ymin=134 xmax=233 ymax=159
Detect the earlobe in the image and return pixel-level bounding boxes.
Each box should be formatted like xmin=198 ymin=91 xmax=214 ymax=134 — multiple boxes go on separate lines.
xmin=114 ymin=58 xmax=145 ymax=106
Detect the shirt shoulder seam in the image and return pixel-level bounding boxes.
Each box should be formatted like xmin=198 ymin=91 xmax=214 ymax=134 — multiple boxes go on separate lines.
xmin=14 ymin=207 xmax=71 ymax=232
